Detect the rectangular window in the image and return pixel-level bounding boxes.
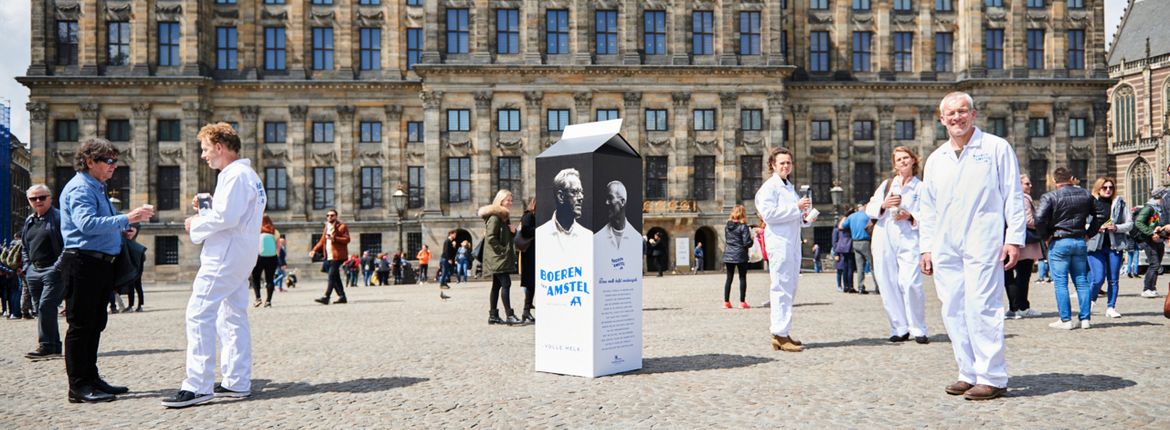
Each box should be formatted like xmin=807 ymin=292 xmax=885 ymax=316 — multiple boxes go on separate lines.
xmin=407 ymin=166 xmax=425 ymax=208
xmin=57 ymin=21 xmax=79 ymax=65
xmin=893 ymin=32 xmax=913 ymax=72
xmin=360 ymin=121 xmax=382 ymax=143
xmin=446 ymin=8 xmax=469 ymax=54
xmin=811 ymin=120 xmax=832 ymax=140
xmin=1067 ymin=29 xmax=1085 ymax=70
xmin=158 ymin=119 xmax=181 ymax=141
xmin=895 ymin=120 xmax=915 ymax=140
xmin=739 ymin=11 xmax=761 ymax=55
xmin=407 ymin=121 xmax=424 ymax=142
xmin=1067 ymin=0 xmax=1084 ymax=9
xmin=54 ymin=167 xmax=73 ymax=207
xmin=312 ymin=167 xmax=335 ymax=209
xmin=853 ymin=120 xmax=874 ymax=140
xmin=935 ymin=32 xmax=954 ymax=72
xmin=216 ymin=27 xmax=238 ymax=70
xmin=986 ymin=0 xmax=1004 ymax=6
xmin=312 ymin=27 xmax=334 ymax=70
xmin=360 ymin=166 xmax=383 ymax=209
xmin=894 ymin=0 xmax=913 ymax=11
xmin=446 ymin=109 xmax=470 ymax=132
xmin=159 ymin=22 xmax=180 ymax=66
xmin=1028 ymin=159 xmax=1049 ymax=198
xmin=644 ymin=11 xmax=667 ymax=55
xmin=693 ymin=109 xmax=716 ymax=131
xmin=497 ymin=157 xmax=522 ymax=195
xmin=1070 ymin=159 xmax=1088 ymax=183
xmin=692 ymin=11 xmax=714 ymax=56
xmin=1027 ymin=0 xmax=1044 ymax=8
xmin=694 ymin=156 xmax=715 ymax=201
xmin=645 ymin=109 xmax=668 ymax=131
xmin=1027 ymin=117 xmax=1049 ymax=137
xmin=265 ymin=27 xmax=287 ymax=71
xmin=358 ymin=0 xmax=379 ymax=4
xmin=854 ymin=162 xmax=875 ymax=203
xmin=596 ymin=109 xmax=620 ymax=121
xmin=987 ymin=117 xmax=1008 ymax=137
xmin=810 ymin=31 xmax=830 ymax=72
xmin=108 ymin=167 xmax=130 ymax=210
xmin=810 ymin=0 xmax=829 ymax=10
xmin=547 ymin=9 xmax=570 ymax=55
xmin=1026 ymin=29 xmax=1045 ymax=70
xmin=739 ymin=156 xmax=763 ymax=202
xmin=1069 ymin=117 xmax=1087 ymax=138
xmin=105 ymin=119 xmax=130 ymax=142
xmin=360 ymin=233 xmax=382 ymax=256
xmin=264 ymin=122 xmax=287 ymax=144
xmin=157 ymin=166 xmax=181 ymax=210
xmin=853 ymin=0 xmax=871 ymax=11
xmin=312 ymin=122 xmax=335 ymax=143
xmin=741 ymin=109 xmax=763 ymax=131
xmin=446 ymin=157 xmax=471 ymax=203
xmin=407 ymin=233 xmax=423 ymax=257
xmin=155 ymin=236 xmax=179 ymax=265
xmin=497 ymin=109 xmax=521 ymax=132
xmin=406 ymin=28 xmax=422 ymax=70
xmin=497 ymin=9 xmax=520 ymax=55
xmin=852 ymin=31 xmax=872 ymax=72
xmin=935 ymin=122 xmax=948 ymax=140
xmin=646 ymin=156 xmax=668 ymax=200
xmin=596 ymin=10 xmax=619 ymax=55
xmin=985 ymin=28 xmax=1004 ymax=69
xmin=406 ymin=0 xmax=422 ymax=5
xmin=108 ymin=21 xmax=130 ymax=66
xmin=265 ymin=167 xmax=288 ymax=210
xmin=936 ymin=0 xmax=954 ymax=11
xmin=548 ymin=109 xmax=571 ymax=132
xmin=359 ymin=28 xmax=381 ymax=70
xmin=311 ymin=0 xmax=333 ymax=4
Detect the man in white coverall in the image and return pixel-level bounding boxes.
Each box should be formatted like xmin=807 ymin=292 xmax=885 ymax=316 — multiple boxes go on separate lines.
xmin=755 ymin=147 xmax=811 ymax=352
xmin=918 ymin=92 xmax=1026 ymax=401
xmin=865 ymin=146 xmax=928 ymax=344
xmin=162 ymin=123 xmax=266 ymax=408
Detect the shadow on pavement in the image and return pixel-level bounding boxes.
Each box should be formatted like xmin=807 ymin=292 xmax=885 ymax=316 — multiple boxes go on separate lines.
xmin=101 ymin=348 xmax=182 ymax=357
xmin=642 ymin=307 xmax=682 ymax=312
xmin=808 ymin=333 xmax=1014 ymax=349
xmin=1090 ymin=320 xmax=1161 ymax=329
xmin=793 ymin=302 xmax=830 ymax=308
xmin=252 ymin=377 xmax=428 ymax=400
xmin=635 ymin=354 xmax=772 ymax=375
xmin=1008 ymin=373 xmax=1136 ymax=398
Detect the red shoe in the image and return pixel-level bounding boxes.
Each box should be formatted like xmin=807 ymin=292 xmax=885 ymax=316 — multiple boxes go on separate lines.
xmin=740 ymin=302 xmax=751 ymax=309
xmin=722 ymin=301 xmax=732 ymax=309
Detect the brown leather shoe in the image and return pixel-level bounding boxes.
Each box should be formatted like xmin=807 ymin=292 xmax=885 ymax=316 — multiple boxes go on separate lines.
xmin=945 ymin=381 xmax=974 ymax=395
xmin=770 ymin=335 xmax=804 ymax=352
xmin=963 ymin=384 xmax=1007 ymax=400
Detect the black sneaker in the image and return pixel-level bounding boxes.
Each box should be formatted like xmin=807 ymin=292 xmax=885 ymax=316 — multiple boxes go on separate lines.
xmin=333 ymin=298 xmax=348 ymax=304
xmin=213 ymin=384 xmax=251 ymax=398
xmin=314 ymin=297 xmax=330 ymax=305
xmin=25 ymin=346 xmax=63 ymax=360
xmin=161 ymin=390 xmax=213 ymax=408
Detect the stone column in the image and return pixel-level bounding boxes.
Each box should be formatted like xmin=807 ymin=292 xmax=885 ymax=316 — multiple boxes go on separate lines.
xmin=131 ymin=103 xmax=153 ymax=209
xmin=573 ymin=91 xmax=592 ymax=125
xmin=27 ymin=103 xmax=49 ymax=184
xmin=767 ymin=91 xmax=787 ymax=147
xmin=766 ymin=0 xmax=784 ymax=65
xmin=621 ymin=2 xmax=640 ymax=64
xmin=336 ymin=0 xmax=355 ymax=77
xmin=181 ymin=102 xmax=205 ymax=216
xmin=877 ymin=4 xmax=893 ymax=78
xmin=524 ymin=91 xmax=543 ymax=201
xmin=1092 ymin=102 xmax=1109 ymax=178
xmin=474 ymin=91 xmax=493 ymax=205
xmin=27 ymin=0 xmax=47 ymax=75
xmin=877 ymin=104 xmax=894 ymax=173
xmin=288 ymin=0 xmax=307 ymax=78
xmin=240 ymin=106 xmax=261 ymax=163
xmin=131 ymin=0 xmax=152 ymax=76
xmin=180 ymin=0 xmax=200 ymax=76
xmin=1009 ymin=0 xmax=1026 ymax=77
xmin=472 ymin=0 xmax=492 ymax=64
xmin=720 ymin=92 xmax=738 ymax=210
xmin=791 ymin=103 xmax=809 ymax=171
xmin=421 ymin=0 xmax=440 ymax=63
xmin=671 ymin=91 xmax=691 ymax=200
xmin=1010 ymin=101 xmax=1030 ymax=164
xmin=1052 ymin=102 xmax=1068 ymax=165
xmin=239 ymin=0 xmax=257 ymax=78
xmin=79 ymin=0 xmax=98 ymax=74
xmin=835 ymin=105 xmax=852 ymax=198
xmin=384 ymin=104 xmax=402 ymax=220
xmin=523 ymin=3 xmax=543 ymax=64
xmin=671 ymin=5 xmax=688 ymax=65
xmin=289 ymin=105 xmax=309 ymax=220
xmin=421 ymin=91 xmax=443 ymax=215
xmin=573 ymin=0 xmax=592 ymax=65
xmin=719 ymin=2 xmax=737 ymax=65
xmin=918 ymin=105 xmax=937 ymax=156
xmin=384 ymin=1 xmax=402 ymax=74
xmin=834 ymin=0 xmax=850 ymax=74
xmin=959 ymin=0 xmax=984 ymax=78
xmin=622 ymin=92 xmax=643 ymax=153
xmin=336 ymin=105 xmax=357 ymax=216
xmin=79 ymin=103 xmax=100 ymax=140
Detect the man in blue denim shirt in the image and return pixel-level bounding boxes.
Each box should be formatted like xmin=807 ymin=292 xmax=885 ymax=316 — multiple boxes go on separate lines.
xmin=59 ymin=138 xmax=153 ymax=403
xmin=844 ymin=204 xmax=876 ymax=294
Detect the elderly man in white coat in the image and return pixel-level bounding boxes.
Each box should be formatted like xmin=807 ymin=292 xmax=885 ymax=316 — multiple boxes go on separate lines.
xmin=919 ymin=92 xmax=1026 ymax=401
xmin=756 ymin=147 xmax=812 ymax=352
xmin=866 ymin=146 xmax=929 ymax=345
xmin=163 ymin=123 xmax=266 ymax=408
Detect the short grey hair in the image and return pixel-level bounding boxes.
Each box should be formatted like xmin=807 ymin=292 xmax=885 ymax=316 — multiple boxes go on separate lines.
xmin=25 ymin=184 xmax=51 ymax=196
xmin=938 ymin=91 xmax=976 ymax=115
xmin=606 ymin=181 xmax=627 ymax=204
xmin=553 ymin=168 xmax=581 ymax=194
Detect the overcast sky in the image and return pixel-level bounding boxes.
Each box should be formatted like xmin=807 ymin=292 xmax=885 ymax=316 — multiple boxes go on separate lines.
xmin=0 ymin=1 xmax=1132 ymax=145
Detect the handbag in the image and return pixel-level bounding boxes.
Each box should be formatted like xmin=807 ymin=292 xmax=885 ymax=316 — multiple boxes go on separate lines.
xmin=514 ymin=231 xmax=533 ymax=252
xmin=1025 ymin=228 xmax=1041 ymax=244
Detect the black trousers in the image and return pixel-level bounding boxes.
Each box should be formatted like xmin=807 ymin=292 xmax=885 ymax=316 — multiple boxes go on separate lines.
xmin=252 ymin=256 xmax=279 ymax=303
xmin=126 ymin=279 xmax=144 ymax=308
xmin=1004 ymin=259 xmax=1035 ymax=312
xmin=324 ymin=259 xmax=346 ymax=299
xmin=490 ymin=273 xmax=513 ymax=315
xmin=1144 ymin=241 xmax=1164 ymax=292
xmin=61 ymin=252 xmax=115 ymax=390
xmin=723 ymin=262 xmax=749 ymax=302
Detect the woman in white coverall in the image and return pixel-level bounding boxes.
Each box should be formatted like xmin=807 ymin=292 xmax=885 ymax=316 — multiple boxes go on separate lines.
xmin=755 ymin=147 xmax=811 ymax=352
xmin=865 ymin=146 xmax=929 ymax=344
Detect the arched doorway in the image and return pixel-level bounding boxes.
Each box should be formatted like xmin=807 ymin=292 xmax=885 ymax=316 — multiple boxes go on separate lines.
xmin=694 ymin=226 xmax=718 ymax=272
xmin=646 ymin=227 xmax=671 ymax=273
xmin=453 ymin=229 xmax=474 ymax=252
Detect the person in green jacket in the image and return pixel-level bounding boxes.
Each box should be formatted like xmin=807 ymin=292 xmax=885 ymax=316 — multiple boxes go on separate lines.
xmin=1133 ymin=187 xmax=1168 ymax=297
xmin=479 ymin=189 xmax=519 ymax=325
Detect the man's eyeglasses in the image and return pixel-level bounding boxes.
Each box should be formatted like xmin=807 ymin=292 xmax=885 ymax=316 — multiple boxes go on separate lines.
xmin=27 ymin=195 xmax=49 ymax=202
xmin=95 ymin=157 xmax=118 ymax=165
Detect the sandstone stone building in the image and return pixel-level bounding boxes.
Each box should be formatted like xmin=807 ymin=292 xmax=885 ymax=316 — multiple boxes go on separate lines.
xmin=20 ymin=0 xmax=1111 ymax=279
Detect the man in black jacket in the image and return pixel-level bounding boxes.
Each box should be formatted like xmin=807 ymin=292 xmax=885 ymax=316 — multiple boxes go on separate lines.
xmin=439 ymin=230 xmax=458 ymax=289
xmin=22 ymin=184 xmax=65 ymax=360
xmin=1034 ymin=167 xmax=1105 ymax=330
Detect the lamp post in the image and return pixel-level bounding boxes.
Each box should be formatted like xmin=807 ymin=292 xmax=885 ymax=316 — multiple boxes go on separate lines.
xmin=829 ymin=183 xmax=844 ymax=218
xmin=392 ymin=187 xmax=407 ymax=253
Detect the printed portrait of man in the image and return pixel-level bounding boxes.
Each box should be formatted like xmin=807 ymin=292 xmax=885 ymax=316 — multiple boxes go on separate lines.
xmin=595 ymin=180 xmax=642 ymax=278
xmin=537 ymin=168 xmax=591 ymax=255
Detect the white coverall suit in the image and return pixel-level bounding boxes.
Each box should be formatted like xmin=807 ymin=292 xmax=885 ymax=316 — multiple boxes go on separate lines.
xmin=755 ymin=174 xmax=809 ymax=337
xmin=183 ymin=159 xmax=266 ymax=395
xmin=919 ymin=128 xmax=1026 ymax=388
xmin=865 ymin=176 xmax=927 ymax=338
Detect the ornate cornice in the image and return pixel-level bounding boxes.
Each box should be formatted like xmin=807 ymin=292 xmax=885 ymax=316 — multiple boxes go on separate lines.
xmin=474 ymin=91 xmax=493 ymax=110
xmin=421 ymin=91 xmax=444 ymax=110
xmin=574 ymin=91 xmax=593 ymax=109
xmin=413 ymin=64 xmax=794 ymax=78
xmin=525 ymin=91 xmax=543 ymax=108
xmin=672 ymin=91 xmax=690 ymax=107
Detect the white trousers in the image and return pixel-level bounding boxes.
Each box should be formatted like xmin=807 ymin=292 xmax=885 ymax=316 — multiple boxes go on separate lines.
xmin=872 ymin=232 xmax=927 ymax=337
xmin=932 ymin=250 xmax=1008 ymax=388
xmin=182 ymin=269 xmax=252 ymax=394
xmin=768 ymin=248 xmax=800 ymax=337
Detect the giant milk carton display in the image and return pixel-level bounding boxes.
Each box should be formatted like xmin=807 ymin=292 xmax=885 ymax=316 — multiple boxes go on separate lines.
xmin=534 ymin=119 xmax=643 ymax=377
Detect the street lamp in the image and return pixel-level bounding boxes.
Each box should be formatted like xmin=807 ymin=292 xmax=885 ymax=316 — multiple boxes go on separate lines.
xmin=829 ymin=183 xmax=844 ymax=218
xmin=392 ymin=187 xmax=408 ymax=253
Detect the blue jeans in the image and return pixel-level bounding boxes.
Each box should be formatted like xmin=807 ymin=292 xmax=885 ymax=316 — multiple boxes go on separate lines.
xmin=1088 ymin=249 xmax=1122 ymax=309
xmin=457 ymin=259 xmax=469 ymax=282
xmin=1049 ymin=238 xmax=1092 ymax=322
xmin=439 ymin=260 xmax=453 ymax=286
xmin=1037 ymin=259 xmax=1050 ymax=280
xmin=27 ymin=266 xmax=64 ymax=350
xmin=274 ymin=267 xmax=286 ymax=289
xmin=1126 ymin=249 xmax=1140 ymax=276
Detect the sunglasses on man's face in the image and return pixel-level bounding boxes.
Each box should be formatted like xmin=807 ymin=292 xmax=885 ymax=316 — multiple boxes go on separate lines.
xmin=95 ymin=157 xmax=118 ymax=165
xmin=27 ymin=195 xmax=49 ymax=202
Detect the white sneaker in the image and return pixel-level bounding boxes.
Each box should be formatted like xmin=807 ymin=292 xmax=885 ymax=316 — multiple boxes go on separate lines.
xmin=1105 ymin=308 xmax=1122 ymax=318
xmin=1080 ymin=320 xmax=1091 ymax=329
xmin=1141 ymin=290 xmax=1158 ymax=298
xmin=1018 ymin=308 xmax=1042 ymax=318
xmin=1048 ymin=320 xmax=1075 ymax=330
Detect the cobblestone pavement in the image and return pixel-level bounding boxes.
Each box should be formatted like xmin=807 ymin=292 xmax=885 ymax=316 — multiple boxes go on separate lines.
xmin=1 ymin=270 xmax=1168 ymax=428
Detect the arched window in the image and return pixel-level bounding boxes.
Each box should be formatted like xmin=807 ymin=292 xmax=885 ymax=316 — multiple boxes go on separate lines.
xmin=1129 ymin=158 xmax=1152 ymax=205
xmin=1113 ymin=86 xmax=1136 ymax=143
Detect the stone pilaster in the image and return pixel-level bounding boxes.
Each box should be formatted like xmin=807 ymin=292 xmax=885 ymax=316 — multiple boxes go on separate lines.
xmin=768 ymin=91 xmax=787 ymax=148
xmin=524 ymin=91 xmax=543 ymax=201
xmin=719 ymin=2 xmax=737 ymax=65
xmin=182 ymin=102 xmax=206 ymax=215
xmin=421 ymin=91 xmax=443 ymax=215
xmin=131 ymin=103 xmax=152 ymax=209
xmin=720 ymin=92 xmax=738 ymax=210
xmin=27 ymin=103 xmax=49 ymax=185
xmin=1009 ymin=0 xmax=1026 ymax=77
xmin=79 ymin=0 xmax=98 ymax=74
xmin=670 ymin=91 xmax=690 ymax=200
xmin=918 ymin=105 xmax=937 ymax=155
xmin=180 ymin=0 xmax=200 ymax=75
xmin=523 ymin=3 xmax=543 ymax=64
xmin=1092 ymin=102 xmax=1109 ymax=178
xmin=289 ymin=105 xmax=309 ymax=220
xmin=473 ymin=91 xmax=493 ymax=205
xmin=670 ymin=5 xmax=688 ymax=65
xmin=573 ymin=91 xmax=592 ymax=125
xmin=877 ymin=104 xmax=895 ymax=173
xmin=622 ymin=91 xmax=642 ymax=153
xmin=79 ymin=103 xmax=100 ymax=140
xmin=472 ymin=0 xmax=492 ymax=64
xmin=240 ymin=106 xmax=261 ymax=162
xmin=1052 ymin=101 xmax=1068 ymax=166
xmin=131 ymin=0 xmax=151 ymax=75
xmin=421 ymin=0 xmax=440 ymax=64
xmin=336 ymin=105 xmax=357 ymax=216
xmin=28 ymin=0 xmax=47 ymax=75
xmin=791 ymin=103 xmax=809 ymax=164
xmin=835 ymin=105 xmax=852 ymax=199
xmin=766 ymin=0 xmax=784 ymax=65
xmin=238 ymin=0 xmax=257 ymax=78
xmin=287 ymin=0 xmax=307 ymax=78
xmin=336 ymin=0 xmax=355 ymax=77
xmin=621 ymin=2 xmax=640 ymax=64
xmin=384 ymin=104 xmax=402 ymax=220
xmin=1010 ymin=101 xmax=1031 ymax=165
xmin=573 ymin=0 xmax=592 ymax=65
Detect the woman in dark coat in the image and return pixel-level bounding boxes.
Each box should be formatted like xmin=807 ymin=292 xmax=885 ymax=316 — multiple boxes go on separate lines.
xmin=722 ymin=205 xmax=754 ymax=309
xmin=518 ymin=197 xmax=537 ymax=324
xmin=479 ymin=189 xmax=519 ymax=325
xmin=650 ymin=232 xmax=668 ymax=276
